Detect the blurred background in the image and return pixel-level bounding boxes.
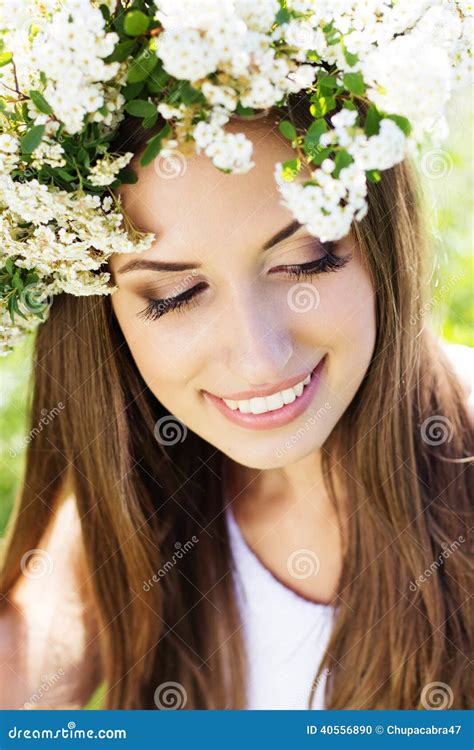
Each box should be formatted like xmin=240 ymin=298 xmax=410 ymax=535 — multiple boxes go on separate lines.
xmin=0 ymin=91 xmax=473 ymax=538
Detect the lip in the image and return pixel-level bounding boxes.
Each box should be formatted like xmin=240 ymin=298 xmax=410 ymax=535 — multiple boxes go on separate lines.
xmin=203 ymin=356 xmax=326 ymax=431
xmin=213 ymin=368 xmax=315 ymax=401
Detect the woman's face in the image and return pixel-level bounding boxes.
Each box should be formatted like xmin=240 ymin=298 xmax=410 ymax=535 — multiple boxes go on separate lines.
xmin=109 ymin=118 xmax=376 ymax=470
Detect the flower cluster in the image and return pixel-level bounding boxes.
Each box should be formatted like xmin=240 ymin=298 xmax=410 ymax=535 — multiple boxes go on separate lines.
xmin=0 ymin=0 xmax=471 ymax=354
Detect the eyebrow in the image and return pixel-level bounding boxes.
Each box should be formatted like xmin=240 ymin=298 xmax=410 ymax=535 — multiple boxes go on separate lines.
xmin=117 ymin=219 xmax=303 ymax=275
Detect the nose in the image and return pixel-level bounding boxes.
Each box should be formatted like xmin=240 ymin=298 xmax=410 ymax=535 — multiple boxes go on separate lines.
xmin=222 ymin=283 xmax=294 ymax=386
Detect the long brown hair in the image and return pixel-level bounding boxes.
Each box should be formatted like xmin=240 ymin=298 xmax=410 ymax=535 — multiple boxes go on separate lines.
xmin=1 ymin=93 xmax=473 ymax=709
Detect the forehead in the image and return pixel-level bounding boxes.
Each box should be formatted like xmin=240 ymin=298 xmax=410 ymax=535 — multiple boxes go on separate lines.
xmin=116 ymin=117 xmax=298 ymax=260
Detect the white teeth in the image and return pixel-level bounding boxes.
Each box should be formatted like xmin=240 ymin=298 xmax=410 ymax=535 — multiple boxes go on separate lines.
xmin=222 ymin=371 xmax=312 ymax=414
xmin=281 ymin=388 xmax=296 ymax=405
xmin=265 ymin=391 xmax=284 ymax=411
xmin=250 ymin=397 xmax=268 ymax=415
xmin=293 ymin=382 xmax=304 ymax=397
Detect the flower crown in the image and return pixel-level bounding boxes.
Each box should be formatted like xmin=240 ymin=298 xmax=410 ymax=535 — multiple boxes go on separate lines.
xmin=0 ymin=0 xmax=471 ymax=355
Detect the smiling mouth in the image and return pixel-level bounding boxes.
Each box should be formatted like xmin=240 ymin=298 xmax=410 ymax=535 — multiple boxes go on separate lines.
xmin=220 ymin=370 xmax=312 ymax=415
xmin=202 ymin=357 xmax=327 ymax=430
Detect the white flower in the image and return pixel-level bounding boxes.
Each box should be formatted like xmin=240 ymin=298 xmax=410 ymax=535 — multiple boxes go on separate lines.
xmin=157 ymin=103 xmax=186 ymax=120
xmin=0 ymin=0 xmax=470 ymax=354
xmin=361 ymin=32 xmax=452 ymax=143
xmin=88 ymin=152 xmax=134 ymax=187
xmin=349 ymin=119 xmax=407 ymax=171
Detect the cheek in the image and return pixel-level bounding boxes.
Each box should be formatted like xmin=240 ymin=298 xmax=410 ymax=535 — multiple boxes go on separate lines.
xmin=310 ymin=261 xmax=376 ymax=353
xmin=112 ymin=296 xmax=205 ymax=410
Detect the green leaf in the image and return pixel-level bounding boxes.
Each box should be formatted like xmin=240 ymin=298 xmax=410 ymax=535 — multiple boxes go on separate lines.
xmin=343 ymin=72 xmax=365 ymax=96
xmin=127 ymin=46 xmax=158 ymax=83
xmin=147 ymin=66 xmax=170 ymax=94
xmin=12 ymin=271 xmax=23 ymax=291
xmin=342 ymin=99 xmax=357 ymax=111
xmin=319 ymin=75 xmax=339 ymax=92
xmin=20 ymin=124 xmax=46 ymax=154
xmin=124 ymin=99 xmax=156 ymax=118
xmin=123 ymin=81 xmax=146 ymax=101
xmin=386 ymin=113 xmax=412 ymax=136
xmin=178 ymin=82 xmax=205 ymax=105
xmin=303 ymin=118 xmax=327 ymax=151
xmin=117 ymin=168 xmax=138 ymax=184
xmin=98 ymin=3 xmax=110 ymax=22
xmin=139 ymin=123 xmax=172 ymax=167
xmin=366 ymin=169 xmax=381 ymax=183
xmin=29 ymin=89 xmax=53 ymax=115
xmin=309 ymin=93 xmax=336 ymax=118
xmin=124 ymin=10 xmax=150 ymax=37
xmin=0 ymin=52 xmax=13 ymax=67
xmin=308 ymin=146 xmax=332 ymax=166
xmin=279 ymin=120 xmax=297 ymax=141
xmin=235 ymin=102 xmax=256 ymax=118
xmin=142 ymin=112 xmax=158 ymax=129
xmin=275 ymin=8 xmax=291 ymax=25
xmin=7 ymin=294 xmax=16 ymax=323
xmin=364 ymin=104 xmax=382 ymax=137
xmin=105 ymin=39 xmax=136 ymax=63
xmin=281 ymin=157 xmax=301 ymax=181
xmin=25 ymin=271 xmax=39 ymax=285
xmin=333 ymin=150 xmax=353 ymax=178
xmin=342 ymin=42 xmax=358 ymax=67
xmin=56 ymin=168 xmax=76 ymax=182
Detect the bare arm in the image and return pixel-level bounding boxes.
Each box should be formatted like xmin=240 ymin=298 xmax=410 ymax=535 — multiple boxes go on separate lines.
xmin=0 ymin=495 xmax=103 ymax=709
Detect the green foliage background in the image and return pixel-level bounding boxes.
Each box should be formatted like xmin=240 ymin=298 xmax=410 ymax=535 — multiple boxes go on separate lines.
xmin=0 ymin=92 xmax=472 ymax=537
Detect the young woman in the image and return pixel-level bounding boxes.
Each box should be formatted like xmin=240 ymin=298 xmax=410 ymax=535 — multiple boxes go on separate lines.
xmin=0 ymin=92 xmax=472 ymax=711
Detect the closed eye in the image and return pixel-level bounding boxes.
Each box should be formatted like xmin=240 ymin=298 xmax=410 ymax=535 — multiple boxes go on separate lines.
xmin=137 ymin=248 xmax=351 ymax=322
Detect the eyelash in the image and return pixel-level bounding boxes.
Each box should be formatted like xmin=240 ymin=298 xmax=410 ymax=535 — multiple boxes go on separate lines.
xmin=137 ymin=248 xmax=351 ymax=322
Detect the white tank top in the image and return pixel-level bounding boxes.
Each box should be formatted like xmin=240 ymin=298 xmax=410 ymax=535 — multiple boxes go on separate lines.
xmin=225 ymin=503 xmax=334 ymax=710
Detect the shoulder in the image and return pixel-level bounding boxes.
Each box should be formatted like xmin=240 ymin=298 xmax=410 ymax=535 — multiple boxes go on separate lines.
xmin=0 ymin=494 xmax=102 ymax=709
xmin=439 ymin=340 xmax=474 ymax=425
